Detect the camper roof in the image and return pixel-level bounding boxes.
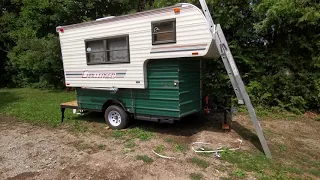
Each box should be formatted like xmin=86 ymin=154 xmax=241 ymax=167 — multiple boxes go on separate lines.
xmin=57 ymin=4 xmax=184 ymax=31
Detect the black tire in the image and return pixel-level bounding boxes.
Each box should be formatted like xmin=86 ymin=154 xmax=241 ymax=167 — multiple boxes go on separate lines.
xmin=104 ymin=105 xmax=129 ymax=130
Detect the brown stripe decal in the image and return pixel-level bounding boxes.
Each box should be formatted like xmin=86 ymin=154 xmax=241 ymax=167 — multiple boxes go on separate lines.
xmin=150 ymin=44 xmax=208 ymax=53
xmin=152 ymin=43 xmax=208 ymax=50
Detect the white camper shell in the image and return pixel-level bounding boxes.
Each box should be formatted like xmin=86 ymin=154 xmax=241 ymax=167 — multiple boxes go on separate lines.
xmin=57 ymin=3 xmax=220 ymax=89
xmin=58 ymin=1 xmax=272 ymax=158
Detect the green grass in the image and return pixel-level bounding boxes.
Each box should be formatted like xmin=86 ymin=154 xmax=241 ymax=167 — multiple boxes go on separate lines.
xmin=254 ymin=106 xmax=302 ymax=120
xmin=308 ymin=168 xmax=320 ymax=177
xmin=127 ymin=127 xmax=154 ymax=141
xmin=71 ymin=120 xmax=89 ymax=133
xmin=165 ymin=138 xmax=175 ymax=143
xmin=219 ymin=149 xmax=304 ymax=179
xmin=283 ymin=166 xmax=303 ymax=175
xmin=124 ymin=140 xmax=136 ymax=148
xmin=154 ymin=145 xmax=165 ymax=154
xmin=220 ymin=150 xmax=270 ymax=172
xmin=189 ymin=172 xmax=203 ymax=180
xmin=111 ymin=127 xmax=154 ymax=141
xmin=279 ymin=144 xmax=287 ymax=152
xmin=189 ymin=157 xmax=210 ymax=169
xmin=111 ymin=130 xmax=126 ymax=139
xmin=232 ymin=169 xmax=247 ymax=178
xmin=173 ymin=144 xmax=188 ymax=153
xmin=315 ymin=117 xmax=320 ymax=121
xmin=136 ymin=155 xmax=153 ymax=163
xmin=0 ymin=88 xmax=78 ymax=127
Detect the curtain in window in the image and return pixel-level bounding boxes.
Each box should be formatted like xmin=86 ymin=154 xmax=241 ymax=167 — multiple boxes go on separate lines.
xmin=108 ymin=37 xmax=128 ymax=62
xmin=87 ymin=41 xmax=105 ymax=63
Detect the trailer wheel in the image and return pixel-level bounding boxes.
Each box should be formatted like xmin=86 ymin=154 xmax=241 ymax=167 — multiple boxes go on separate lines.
xmin=104 ymin=105 xmax=129 ymax=130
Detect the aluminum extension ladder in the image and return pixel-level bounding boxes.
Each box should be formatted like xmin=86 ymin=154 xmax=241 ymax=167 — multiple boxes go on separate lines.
xmin=199 ymin=0 xmax=272 ymax=158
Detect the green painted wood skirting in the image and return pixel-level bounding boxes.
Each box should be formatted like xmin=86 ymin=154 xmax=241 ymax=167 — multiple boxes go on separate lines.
xmin=76 ymin=59 xmax=201 ymax=118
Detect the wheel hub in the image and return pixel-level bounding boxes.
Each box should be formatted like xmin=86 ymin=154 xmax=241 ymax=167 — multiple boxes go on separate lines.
xmin=108 ymin=110 xmax=121 ymax=126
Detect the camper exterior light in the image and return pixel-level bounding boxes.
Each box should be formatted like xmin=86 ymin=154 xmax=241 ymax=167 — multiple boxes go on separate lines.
xmin=174 ymin=7 xmax=180 ymax=13
xmin=56 ymin=27 xmax=64 ymax=33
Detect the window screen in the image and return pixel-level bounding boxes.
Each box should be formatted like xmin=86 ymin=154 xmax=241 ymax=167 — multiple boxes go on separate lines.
xmin=152 ymin=19 xmax=176 ymax=45
xmin=85 ymin=35 xmax=130 ymax=65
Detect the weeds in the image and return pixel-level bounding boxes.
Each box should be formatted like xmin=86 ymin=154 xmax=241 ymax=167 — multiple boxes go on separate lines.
xmin=174 ymin=144 xmax=188 ymax=153
xmin=127 ymin=127 xmax=154 ymax=141
xmin=154 ymin=145 xmax=165 ymax=154
xmin=279 ymin=144 xmax=287 ymax=152
xmin=111 ymin=130 xmax=125 ymax=139
xmin=308 ymin=168 xmax=320 ymax=177
xmin=255 ymin=106 xmax=301 ymax=120
xmin=220 ymin=149 xmax=299 ymax=179
xmin=283 ymin=166 xmax=303 ymax=175
xmin=189 ymin=172 xmax=203 ymax=180
xmin=98 ymin=144 xmax=105 ymax=150
xmin=71 ymin=121 xmax=89 ymax=133
xmin=136 ymin=155 xmax=153 ymax=163
xmin=165 ymin=138 xmax=175 ymax=143
xmin=112 ymin=128 xmax=154 ymax=141
xmin=220 ymin=150 xmax=270 ymax=172
xmin=124 ymin=140 xmax=136 ymax=148
xmin=232 ymin=169 xmax=247 ymax=178
xmin=190 ymin=157 xmax=210 ymax=169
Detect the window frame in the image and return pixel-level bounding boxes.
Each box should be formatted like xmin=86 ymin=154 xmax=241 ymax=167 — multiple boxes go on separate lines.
xmin=151 ymin=19 xmax=176 ymax=45
xmin=85 ymin=35 xmax=130 ymax=65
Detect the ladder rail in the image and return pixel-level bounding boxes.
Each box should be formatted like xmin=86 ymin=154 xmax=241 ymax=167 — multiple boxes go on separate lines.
xmin=199 ymin=0 xmax=216 ymax=34
xmin=198 ymin=0 xmax=272 ymax=158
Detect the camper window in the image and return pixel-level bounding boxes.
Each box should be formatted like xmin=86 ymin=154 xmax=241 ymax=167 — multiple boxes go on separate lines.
xmin=86 ymin=35 xmax=130 ymax=65
xmin=152 ymin=19 xmax=176 ymax=45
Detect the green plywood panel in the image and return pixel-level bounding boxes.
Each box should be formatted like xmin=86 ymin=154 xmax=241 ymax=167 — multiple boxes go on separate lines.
xmin=76 ymin=58 xmax=201 ymax=118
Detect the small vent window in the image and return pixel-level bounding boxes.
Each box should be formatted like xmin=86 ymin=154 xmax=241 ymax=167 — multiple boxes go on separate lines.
xmin=152 ymin=19 xmax=176 ymax=45
xmin=85 ymin=35 xmax=130 ymax=65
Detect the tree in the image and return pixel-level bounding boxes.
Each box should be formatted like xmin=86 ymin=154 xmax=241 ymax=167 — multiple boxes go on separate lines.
xmin=0 ymin=0 xmax=319 ymax=112
xmin=251 ymin=0 xmax=320 ymax=112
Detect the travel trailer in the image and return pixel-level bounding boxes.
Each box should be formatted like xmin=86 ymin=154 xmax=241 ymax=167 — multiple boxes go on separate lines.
xmin=58 ymin=1 xmax=271 ymax=157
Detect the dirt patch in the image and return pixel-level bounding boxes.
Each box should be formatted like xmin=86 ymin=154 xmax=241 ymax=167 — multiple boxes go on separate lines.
xmin=6 ymin=172 xmax=40 ymax=180
xmin=0 ymin=113 xmax=245 ymax=180
xmin=1 ymin=112 xmax=319 ymax=179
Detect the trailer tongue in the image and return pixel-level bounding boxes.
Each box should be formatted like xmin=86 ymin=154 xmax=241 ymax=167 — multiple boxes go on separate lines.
xmin=199 ymin=0 xmax=272 ymax=158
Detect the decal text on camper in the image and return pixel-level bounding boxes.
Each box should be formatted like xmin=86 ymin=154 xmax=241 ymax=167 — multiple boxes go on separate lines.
xmin=82 ymin=71 xmax=116 ymax=79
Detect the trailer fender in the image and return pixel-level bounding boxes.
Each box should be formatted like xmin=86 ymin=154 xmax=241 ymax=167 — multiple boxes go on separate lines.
xmin=102 ymin=99 xmax=127 ymax=112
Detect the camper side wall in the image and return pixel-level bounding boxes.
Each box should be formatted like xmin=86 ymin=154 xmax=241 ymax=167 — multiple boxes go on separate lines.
xmin=76 ymin=59 xmax=201 ymax=119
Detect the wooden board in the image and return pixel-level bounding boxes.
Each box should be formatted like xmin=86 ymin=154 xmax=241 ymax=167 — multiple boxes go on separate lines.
xmin=60 ymin=100 xmax=78 ymax=109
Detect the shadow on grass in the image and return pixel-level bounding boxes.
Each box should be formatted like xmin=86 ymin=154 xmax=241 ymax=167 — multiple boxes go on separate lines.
xmin=74 ymin=111 xmax=226 ymax=136
xmin=232 ymin=121 xmax=264 ymax=153
xmin=0 ymin=91 xmax=20 ymax=110
xmin=72 ymin=111 xmax=265 ymax=152
xmin=73 ymin=112 xmax=105 ymax=123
